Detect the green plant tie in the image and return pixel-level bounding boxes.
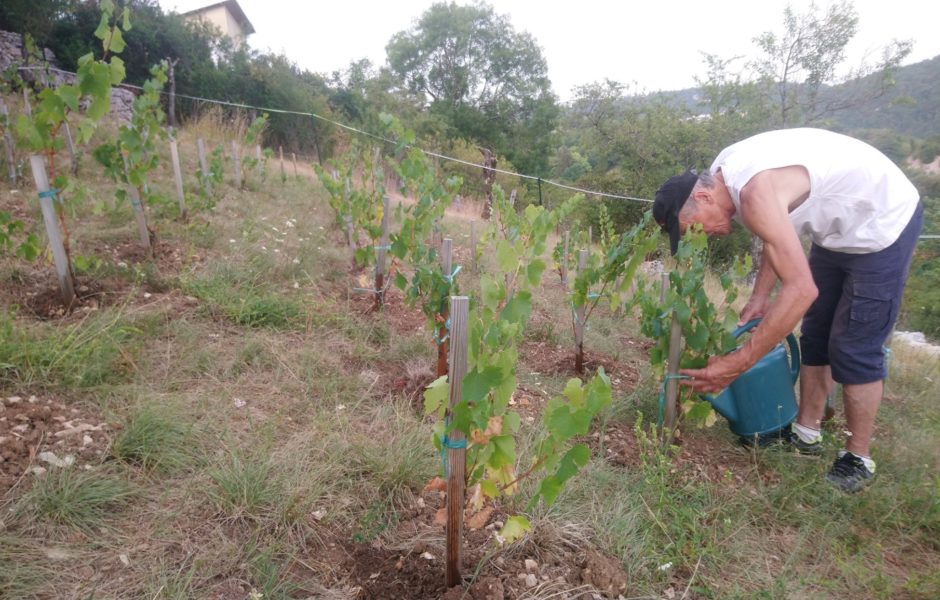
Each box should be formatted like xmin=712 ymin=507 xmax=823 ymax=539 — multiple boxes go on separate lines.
xmin=374 ymin=244 xmax=391 ymax=251
xmin=434 ymin=316 xmax=451 ymax=345
xmin=440 ymin=432 xmax=468 ymax=473
xmin=657 ymin=374 xmax=692 ymax=426
xmin=38 ymin=188 xmax=60 ymax=202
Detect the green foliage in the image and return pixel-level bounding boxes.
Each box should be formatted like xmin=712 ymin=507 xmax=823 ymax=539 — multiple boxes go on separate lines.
xmin=385 ymin=1 xmax=557 ymax=175
xmin=424 ymin=186 xmax=609 ymax=526
xmin=383 ymin=115 xmax=462 ymax=326
xmin=94 ymin=60 xmax=168 ymax=212
xmin=240 ymin=113 xmax=269 ymax=188
xmin=15 ymin=468 xmax=136 ymax=533
xmin=314 ymin=142 xmax=387 ymax=269
xmin=570 ymin=211 xmax=660 ymax=330
xmin=0 ymin=210 xmax=41 ymax=261
xmin=636 ymin=227 xmax=749 ymax=426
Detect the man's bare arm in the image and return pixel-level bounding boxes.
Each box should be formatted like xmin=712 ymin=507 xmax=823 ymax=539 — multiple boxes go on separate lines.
xmin=735 ymin=168 xmax=817 ymax=369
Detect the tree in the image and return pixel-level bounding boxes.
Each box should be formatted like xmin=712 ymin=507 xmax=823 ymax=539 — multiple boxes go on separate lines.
xmin=385 ymin=1 xmax=558 ymax=209
xmin=748 ymin=0 xmax=911 ymax=126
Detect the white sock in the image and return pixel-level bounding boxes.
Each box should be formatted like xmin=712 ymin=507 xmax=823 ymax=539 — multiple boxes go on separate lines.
xmin=839 ymin=450 xmax=877 ymax=473
xmin=792 ymin=421 xmax=822 ymax=444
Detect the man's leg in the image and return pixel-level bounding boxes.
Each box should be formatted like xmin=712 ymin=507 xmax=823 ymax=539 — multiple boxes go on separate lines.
xmin=842 ymin=380 xmax=883 ymax=457
xmin=797 ymin=364 xmax=834 ymax=430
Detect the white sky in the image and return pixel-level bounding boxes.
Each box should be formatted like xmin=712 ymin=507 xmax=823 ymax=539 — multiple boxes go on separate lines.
xmin=158 ymin=0 xmax=940 ymax=102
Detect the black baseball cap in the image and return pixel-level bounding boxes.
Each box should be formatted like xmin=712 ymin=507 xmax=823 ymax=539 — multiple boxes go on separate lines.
xmin=653 ymin=170 xmax=698 ymax=255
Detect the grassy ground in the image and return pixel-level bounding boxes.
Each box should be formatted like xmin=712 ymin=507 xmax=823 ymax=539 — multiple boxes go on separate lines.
xmin=1 ymin=109 xmax=938 ymax=599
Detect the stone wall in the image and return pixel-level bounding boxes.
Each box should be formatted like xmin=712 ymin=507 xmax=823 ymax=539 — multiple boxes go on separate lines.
xmin=0 ymin=29 xmax=135 ymax=122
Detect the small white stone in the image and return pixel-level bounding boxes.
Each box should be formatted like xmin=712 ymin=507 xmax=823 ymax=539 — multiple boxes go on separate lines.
xmin=233 ymin=398 xmax=246 ymax=408
xmin=525 ymin=573 xmax=538 ymax=588
xmin=524 ymin=559 xmax=538 ymax=572
xmin=119 ymin=554 xmax=130 ymax=566
xmin=421 ymin=552 xmax=434 ymax=560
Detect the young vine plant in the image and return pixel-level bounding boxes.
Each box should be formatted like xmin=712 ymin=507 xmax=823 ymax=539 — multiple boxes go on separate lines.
xmin=423 ymin=186 xmax=613 ymax=541
xmin=636 ymin=227 xmax=750 ymax=427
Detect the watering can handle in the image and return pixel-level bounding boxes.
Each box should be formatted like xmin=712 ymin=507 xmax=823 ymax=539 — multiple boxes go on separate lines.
xmin=732 ymin=318 xmax=801 ymax=384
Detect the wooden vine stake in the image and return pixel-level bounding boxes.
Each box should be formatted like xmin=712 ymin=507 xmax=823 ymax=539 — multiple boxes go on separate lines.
xmin=28 ymin=155 xmax=75 ymax=305
xmin=445 ymin=295 xmax=469 ymax=588
xmin=291 ymin=152 xmax=298 ymax=179
xmin=469 ymin=220 xmax=477 ymax=272
xmin=661 ymin=271 xmax=682 ymax=441
xmin=437 ymin=238 xmax=453 ymax=378
xmin=574 ymin=249 xmax=588 ymax=374
xmin=231 ymin=141 xmax=242 ymax=189
xmin=1 ymin=99 xmax=15 ymax=184
xmin=196 ymin=137 xmax=210 ymax=195
xmin=374 ymin=195 xmax=390 ymax=309
xmin=128 ymin=185 xmax=152 ymax=252
xmin=561 ymin=230 xmax=570 ymax=285
xmin=169 ymin=139 xmax=186 ymax=219
xmin=279 ymin=146 xmax=285 ymax=182
xmin=63 ymin=122 xmax=78 ymax=175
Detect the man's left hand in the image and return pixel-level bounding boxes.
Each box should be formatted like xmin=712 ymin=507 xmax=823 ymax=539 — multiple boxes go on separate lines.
xmin=679 ymin=354 xmax=748 ymax=394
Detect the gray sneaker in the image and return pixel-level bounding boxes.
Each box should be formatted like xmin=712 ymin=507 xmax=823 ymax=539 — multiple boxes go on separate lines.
xmin=825 ymin=451 xmax=875 ymax=493
xmin=783 ymin=427 xmax=824 ymax=456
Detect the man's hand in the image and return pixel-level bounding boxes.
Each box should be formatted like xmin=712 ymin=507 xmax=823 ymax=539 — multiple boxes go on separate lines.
xmin=680 ymin=354 xmax=749 ymax=394
xmin=738 ymin=293 xmax=771 ymax=325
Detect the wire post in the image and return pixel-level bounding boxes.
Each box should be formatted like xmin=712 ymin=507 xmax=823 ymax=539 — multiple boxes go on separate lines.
xmin=437 ymin=239 xmax=453 ymax=378
xmin=575 ymin=249 xmax=588 ymax=374
xmin=374 ymin=195 xmax=390 ymax=310
xmin=279 ymin=146 xmax=285 ymax=182
xmin=291 ymin=152 xmax=298 ymax=179
xmin=255 ymin=144 xmax=262 ymax=180
xmin=445 ymin=295 xmax=469 ymax=589
xmin=169 ymin=139 xmax=187 ymax=220
xmin=1 ymin=99 xmax=15 ymax=185
xmin=29 ymin=155 xmax=75 ymax=305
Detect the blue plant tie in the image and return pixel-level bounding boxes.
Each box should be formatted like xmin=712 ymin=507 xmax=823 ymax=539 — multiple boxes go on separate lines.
xmin=38 ymin=188 xmax=60 ymax=202
xmin=587 ymin=292 xmax=601 ymax=299
xmin=440 ymin=432 xmax=468 ymax=473
xmin=657 ymin=374 xmax=692 ymax=426
xmin=434 ymin=316 xmax=452 ymax=345
xmin=374 ymin=244 xmax=391 ymax=251
xmin=445 ymin=265 xmax=461 ymax=283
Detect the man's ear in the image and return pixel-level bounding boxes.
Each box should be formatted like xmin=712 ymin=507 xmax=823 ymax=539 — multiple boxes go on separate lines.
xmin=691 ymin=187 xmax=713 ymax=205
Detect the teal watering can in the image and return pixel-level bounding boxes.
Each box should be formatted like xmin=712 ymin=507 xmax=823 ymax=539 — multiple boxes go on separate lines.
xmin=701 ymin=319 xmax=799 ymax=438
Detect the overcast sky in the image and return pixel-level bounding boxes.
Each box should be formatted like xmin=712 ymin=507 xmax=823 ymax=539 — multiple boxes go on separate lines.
xmin=158 ymin=0 xmax=940 ymax=102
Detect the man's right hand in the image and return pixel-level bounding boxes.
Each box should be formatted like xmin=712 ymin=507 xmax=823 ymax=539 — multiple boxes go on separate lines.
xmin=738 ymin=294 xmax=770 ymax=325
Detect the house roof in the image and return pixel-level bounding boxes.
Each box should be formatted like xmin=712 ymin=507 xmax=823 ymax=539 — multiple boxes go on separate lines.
xmin=182 ymin=0 xmax=256 ymax=36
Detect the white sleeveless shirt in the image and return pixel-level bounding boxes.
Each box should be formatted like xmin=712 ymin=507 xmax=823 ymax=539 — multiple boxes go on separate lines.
xmin=710 ymin=128 xmax=919 ymax=253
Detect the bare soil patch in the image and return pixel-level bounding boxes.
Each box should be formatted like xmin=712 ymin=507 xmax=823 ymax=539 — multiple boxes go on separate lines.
xmin=326 ymin=484 xmax=627 ymax=599
xmin=0 ymin=394 xmax=113 ymax=495
xmin=521 ymin=340 xmax=641 ymax=393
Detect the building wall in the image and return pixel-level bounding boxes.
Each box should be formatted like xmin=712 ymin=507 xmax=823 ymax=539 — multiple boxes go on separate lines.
xmin=0 ymin=30 xmax=135 ymax=123
xmin=188 ymin=6 xmax=247 ymax=45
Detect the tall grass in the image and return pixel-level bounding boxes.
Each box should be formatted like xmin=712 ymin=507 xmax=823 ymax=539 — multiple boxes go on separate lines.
xmin=0 ymin=308 xmax=140 ymax=389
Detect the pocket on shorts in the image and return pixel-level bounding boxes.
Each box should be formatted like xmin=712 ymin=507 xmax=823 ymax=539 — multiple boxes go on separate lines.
xmin=849 ymin=280 xmax=894 ymax=328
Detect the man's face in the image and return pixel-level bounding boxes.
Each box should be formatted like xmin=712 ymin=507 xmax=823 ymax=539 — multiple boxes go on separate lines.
xmin=678 ymin=197 xmax=733 ymax=237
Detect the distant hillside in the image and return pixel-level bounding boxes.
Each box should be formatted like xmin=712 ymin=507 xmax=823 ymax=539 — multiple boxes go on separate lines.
xmin=827 ymin=55 xmax=940 ymax=136
xmin=641 ymin=55 xmax=940 ymax=138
